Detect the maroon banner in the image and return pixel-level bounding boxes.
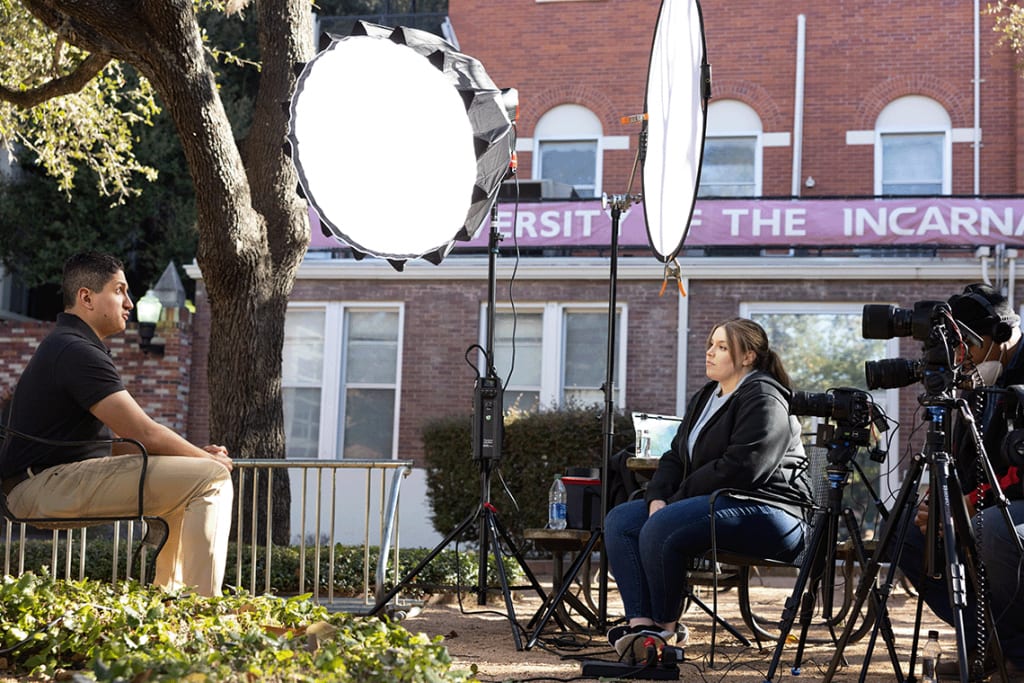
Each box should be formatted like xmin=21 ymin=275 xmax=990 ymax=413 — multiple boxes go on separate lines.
xmin=309 ymin=197 xmax=1024 ymax=251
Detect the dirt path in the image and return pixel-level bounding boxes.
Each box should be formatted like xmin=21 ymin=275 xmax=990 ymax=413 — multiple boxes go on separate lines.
xmin=403 ymin=576 xmax=973 ymax=682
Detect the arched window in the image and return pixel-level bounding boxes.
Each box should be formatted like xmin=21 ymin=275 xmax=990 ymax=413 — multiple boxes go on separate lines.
xmin=533 ymin=104 xmax=602 ymax=198
xmin=875 ymin=96 xmax=951 ymax=195
xmin=698 ymin=99 xmax=763 ymax=197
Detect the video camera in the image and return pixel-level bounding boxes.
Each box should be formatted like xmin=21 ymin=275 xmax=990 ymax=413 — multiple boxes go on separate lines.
xmin=861 ymin=300 xmax=979 ymax=395
xmin=790 ymin=387 xmax=887 ymax=462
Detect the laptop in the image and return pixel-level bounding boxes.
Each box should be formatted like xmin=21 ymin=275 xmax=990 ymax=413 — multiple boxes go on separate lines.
xmin=631 ymin=412 xmax=684 ymax=459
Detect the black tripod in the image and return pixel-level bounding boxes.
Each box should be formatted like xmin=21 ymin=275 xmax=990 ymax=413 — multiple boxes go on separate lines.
xmin=765 ymin=437 xmax=897 ymax=681
xmin=370 ymin=200 xmax=548 ymax=652
xmin=822 ymin=395 xmax=1019 ymax=683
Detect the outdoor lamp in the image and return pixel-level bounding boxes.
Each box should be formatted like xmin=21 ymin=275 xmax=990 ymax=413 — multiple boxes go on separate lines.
xmin=136 ymin=289 xmax=164 ymax=355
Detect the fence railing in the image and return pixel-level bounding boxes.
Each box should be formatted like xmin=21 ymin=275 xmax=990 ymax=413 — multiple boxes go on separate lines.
xmin=1 ymin=458 xmax=414 ymax=614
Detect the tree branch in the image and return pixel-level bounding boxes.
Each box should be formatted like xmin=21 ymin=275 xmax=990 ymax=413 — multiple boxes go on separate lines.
xmin=0 ymin=51 xmax=110 ymax=107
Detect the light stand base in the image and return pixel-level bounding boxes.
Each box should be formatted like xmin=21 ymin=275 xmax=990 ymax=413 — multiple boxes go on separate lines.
xmin=581 ymin=645 xmax=684 ymax=680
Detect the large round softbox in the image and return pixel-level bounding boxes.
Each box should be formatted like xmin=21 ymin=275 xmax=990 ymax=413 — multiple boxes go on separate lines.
xmin=288 ymin=22 xmax=513 ymax=269
xmin=641 ymin=0 xmax=710 ymax=262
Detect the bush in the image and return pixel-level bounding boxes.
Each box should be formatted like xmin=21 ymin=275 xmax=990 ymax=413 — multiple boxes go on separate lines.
xmin=422 ymin=406 xmax=633 ymax=548
xmin=0 ymin=571 xmax=478 ymax=682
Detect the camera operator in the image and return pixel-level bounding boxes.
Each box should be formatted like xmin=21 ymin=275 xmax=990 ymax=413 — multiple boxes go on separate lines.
xmin=898 ymin=283 xmax=1024 ymax=679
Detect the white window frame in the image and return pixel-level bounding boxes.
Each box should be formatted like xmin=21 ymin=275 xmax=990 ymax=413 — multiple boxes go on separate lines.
xmin=284 ymin=301 xmax=405 ymax=460
xmin=740 ymin=301 xmax=902 ymax=502
xmin=481 ymin=302 xmax=627 ymax=410
xmin=874 ymin=95 xmax=952 ymax=196
xmin=532 ymin=104 xmax=604 ymax=198
xmin=699 ymin=99 xmax=764 ymax=197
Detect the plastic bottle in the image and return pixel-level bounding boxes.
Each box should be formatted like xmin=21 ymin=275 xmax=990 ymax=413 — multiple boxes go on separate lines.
xmin=920 ymin=629 xmax=942 ymax=683
xmin=548 ymin=475 xmax=567 ymax=530
xmin=638 ymin=427 xmax=651 ymax=458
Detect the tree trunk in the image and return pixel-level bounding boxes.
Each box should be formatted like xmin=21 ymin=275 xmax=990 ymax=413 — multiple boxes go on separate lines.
xmin=21 ymin=0 xmax=313 ymax=545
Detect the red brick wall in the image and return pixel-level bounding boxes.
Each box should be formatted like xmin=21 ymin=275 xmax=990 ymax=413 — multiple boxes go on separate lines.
xmin=0 ymin=318 xmax=193 ymax=436
xmin=451 ymin=0 xmax=1020 ymax=195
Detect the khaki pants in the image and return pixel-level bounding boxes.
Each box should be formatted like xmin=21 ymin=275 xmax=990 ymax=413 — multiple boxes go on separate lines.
xmin=6 ymin=455 xmax=233 ymax=597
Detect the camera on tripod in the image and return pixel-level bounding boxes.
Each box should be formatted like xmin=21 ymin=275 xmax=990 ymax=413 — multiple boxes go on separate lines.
xmin=790 ymin=387 xmax=887 ymax=462
xmin=861 ymin=300 xmax=978 ymax=394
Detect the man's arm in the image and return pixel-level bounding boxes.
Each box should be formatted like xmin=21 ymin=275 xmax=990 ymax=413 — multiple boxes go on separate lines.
xmin=91 ymin=390 xmax=232 ymax=471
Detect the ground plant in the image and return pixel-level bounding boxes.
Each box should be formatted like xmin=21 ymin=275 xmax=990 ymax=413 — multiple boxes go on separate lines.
xmin=5 ymin=538 xmax=522 ymax=598
xmin=0 ymin=571 xmax=478 ymax=682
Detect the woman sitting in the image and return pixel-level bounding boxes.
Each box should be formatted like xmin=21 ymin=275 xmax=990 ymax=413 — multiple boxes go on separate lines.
xmin=604 ymin=317 xmax=813 ymax=654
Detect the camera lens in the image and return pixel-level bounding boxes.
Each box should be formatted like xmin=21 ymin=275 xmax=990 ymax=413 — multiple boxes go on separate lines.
xmin=789 ymin=391 xmax=834 ymax=418
xmin=864 ymin=358 xmax=920 ymax=390
xmin=862 ymin=304 xmax=914 ymax=339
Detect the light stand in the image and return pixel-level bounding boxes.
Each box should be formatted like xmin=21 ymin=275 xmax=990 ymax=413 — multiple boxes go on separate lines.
xmin=524 ymin=191 xmax=637 ymax=650
xmin=371 ymin=192 xmax=548 ymax=653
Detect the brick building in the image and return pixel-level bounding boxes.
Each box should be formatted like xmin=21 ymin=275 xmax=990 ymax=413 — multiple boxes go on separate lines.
xmin=6 ymin=2 xmax=1024 ymax=546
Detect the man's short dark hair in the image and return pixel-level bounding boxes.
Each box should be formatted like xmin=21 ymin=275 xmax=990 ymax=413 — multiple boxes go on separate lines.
xmin=62 ymin=252 xmax=125 ymax=308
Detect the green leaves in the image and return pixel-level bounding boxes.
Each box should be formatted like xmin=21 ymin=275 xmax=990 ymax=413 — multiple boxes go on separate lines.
xmin=0 ymin=572 xmax=477 ymax=682
xmin=0 ymin=4 xmax=159 ymax=202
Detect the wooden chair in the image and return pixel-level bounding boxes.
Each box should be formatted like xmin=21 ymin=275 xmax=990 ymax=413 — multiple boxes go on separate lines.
xmin=0 ymin=424 xmax=169 ymax=583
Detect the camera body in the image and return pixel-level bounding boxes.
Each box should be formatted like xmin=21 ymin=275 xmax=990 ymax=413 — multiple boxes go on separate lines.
xmin=790 ymin=387 xmax=881 ymax=458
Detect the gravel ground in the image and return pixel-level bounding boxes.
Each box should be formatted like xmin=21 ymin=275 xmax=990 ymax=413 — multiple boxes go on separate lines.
xmin=401 ymin=568 xmax=993 ymax=683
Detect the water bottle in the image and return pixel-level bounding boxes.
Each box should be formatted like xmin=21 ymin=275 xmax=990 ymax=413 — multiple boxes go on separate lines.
xmin=920 ymin=629 xmax=942 ymax=683
xmin=548 ymin=475 xmax=567 ymax=530
xmin=637 ymin=427 xmax=651 ymax=458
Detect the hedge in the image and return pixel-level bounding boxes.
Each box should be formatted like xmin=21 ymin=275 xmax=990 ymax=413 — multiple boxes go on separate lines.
xmin=421 ymin=406 xmax=633 ymax=549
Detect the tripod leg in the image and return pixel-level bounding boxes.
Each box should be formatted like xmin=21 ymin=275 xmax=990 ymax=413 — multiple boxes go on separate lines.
xmin=370 ymin=505 xmax=481 ymax=616
xmin=685 ymin=590 xmax=752 ymax=645
xmin=839 ymin=507 xmax=904 ymax=678
xmin=525 ymin=529 xmax=602 ymax=650
xmin=931 ymin=451 xmax=972 ymax=683
xmin=765 ymin=506 xmax=830 ymax=680
xmin=822 ymin=453 xmax=926 ymax=683
xmin=482 ymin=509 xmax=525 ymax=651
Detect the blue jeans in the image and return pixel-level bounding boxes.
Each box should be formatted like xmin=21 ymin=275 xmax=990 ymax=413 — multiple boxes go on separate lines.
xmin=896 ymin=500 xmax=1024 ymax=667
xmin=604 ymin=496 xmax=806 ymax=624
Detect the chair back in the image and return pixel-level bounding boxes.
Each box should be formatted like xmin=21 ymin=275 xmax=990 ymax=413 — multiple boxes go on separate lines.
xmin=806 ymin=444 xmax=830 ymax=509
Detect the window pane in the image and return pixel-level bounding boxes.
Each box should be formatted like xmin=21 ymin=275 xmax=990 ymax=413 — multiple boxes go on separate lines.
xmin=344 ymin=310 xmax=399 ymax=384
xmin=563 ymin=311 xmax=619 ymax=406
xmin=881 ymin=133 xmax=943 ymax=195
xmin=283 ymin=310 xmax=325 ymax=384
xmin=539 ymin=140 xmax=597 ymax=196
xmin=750 ymin=311 xmax=891 ymax=538
xmin=284 ymin=387 xmax=321 ymax=458
xmin=698 ymin=136 xmax=756 ymax=198
xmin=564 ymin=387 xmax=605 ymax=406
xmin=494 ymin=312 xmax=543 ymax=388
xmin=504 ymin=390 xmax=540 ymax=413
xmin=342 ymin=388 xmax=395 ymax=459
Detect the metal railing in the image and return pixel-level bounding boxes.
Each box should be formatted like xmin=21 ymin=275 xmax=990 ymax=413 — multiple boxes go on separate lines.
xmin=231 ymin=458 xmax=413 ymax=612
xmin=1 ymin=458 xmax=414 ymax=614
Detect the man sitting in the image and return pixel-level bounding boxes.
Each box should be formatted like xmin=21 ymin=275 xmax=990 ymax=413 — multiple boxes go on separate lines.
xmin=0 ymin=252 xmax=233 ymax=596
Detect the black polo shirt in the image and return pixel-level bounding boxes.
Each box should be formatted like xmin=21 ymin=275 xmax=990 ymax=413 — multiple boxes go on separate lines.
xmin=0 ymin=313 xmax=125 ymax=477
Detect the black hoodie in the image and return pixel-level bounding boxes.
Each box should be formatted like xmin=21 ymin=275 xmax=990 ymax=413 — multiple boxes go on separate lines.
xmin=645 ymin=370 xmax=814 ymax=521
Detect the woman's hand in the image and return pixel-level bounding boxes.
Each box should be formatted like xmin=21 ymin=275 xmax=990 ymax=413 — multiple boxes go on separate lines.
xmin=649 ymin=499 xmax=666 ymax=516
